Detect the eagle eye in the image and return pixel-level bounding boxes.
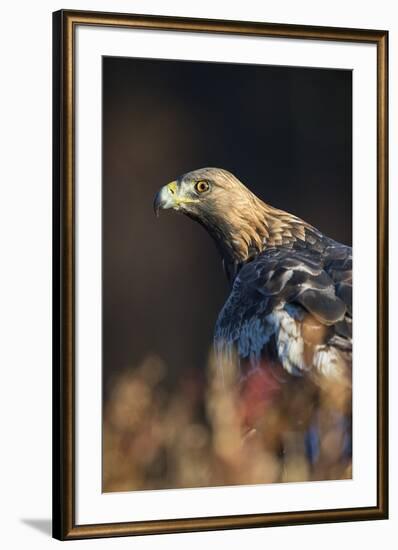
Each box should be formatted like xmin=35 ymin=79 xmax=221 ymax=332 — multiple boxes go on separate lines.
xmin=195 ymin=180 xmax=210 ymax=194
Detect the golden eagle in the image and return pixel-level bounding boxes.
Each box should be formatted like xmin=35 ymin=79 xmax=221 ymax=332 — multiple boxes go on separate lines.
xmin=154 ymin=168 xmax=352 ymax=468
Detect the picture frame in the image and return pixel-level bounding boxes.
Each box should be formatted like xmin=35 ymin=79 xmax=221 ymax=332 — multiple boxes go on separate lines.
xmin=53 ymin=9 xmax=388 ymax=540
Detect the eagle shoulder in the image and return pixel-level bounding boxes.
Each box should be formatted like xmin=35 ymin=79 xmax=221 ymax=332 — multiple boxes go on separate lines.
xmin=214 ymin=242 xmax=352 ymax=379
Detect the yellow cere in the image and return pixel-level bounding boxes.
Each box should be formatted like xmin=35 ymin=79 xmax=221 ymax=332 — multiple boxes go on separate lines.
xmin=167 ymin=181 xmax=177 ymax=195
xmin=166 ymin=180 xmax=199 ymax=206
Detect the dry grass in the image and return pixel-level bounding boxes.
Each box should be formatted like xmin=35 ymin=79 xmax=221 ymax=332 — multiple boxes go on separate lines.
xmin=103 ymin=353 xmax=351 ymax=492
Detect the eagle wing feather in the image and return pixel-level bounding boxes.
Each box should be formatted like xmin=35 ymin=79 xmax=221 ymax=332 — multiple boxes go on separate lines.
xmin=214 ymin=242 xmax=352 ymax=379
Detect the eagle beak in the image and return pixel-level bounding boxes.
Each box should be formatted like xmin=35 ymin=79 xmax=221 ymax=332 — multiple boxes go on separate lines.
xmin=153 ymin=181 xmax=178 ymax=217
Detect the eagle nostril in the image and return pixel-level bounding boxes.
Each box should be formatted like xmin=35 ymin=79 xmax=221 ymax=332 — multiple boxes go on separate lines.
xmin=167 ymin=181 xmax=177 ymax=196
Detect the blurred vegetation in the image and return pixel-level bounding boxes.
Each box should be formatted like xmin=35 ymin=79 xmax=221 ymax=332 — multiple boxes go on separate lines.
xmin=103 ymin=353 xmax=351 ymax=492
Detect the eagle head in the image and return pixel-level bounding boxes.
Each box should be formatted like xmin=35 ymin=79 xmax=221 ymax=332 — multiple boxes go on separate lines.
xmin=154 ymin=167 xmax=306 ymax=268
xmin=153 ymin=167 xmax=247 ymax=219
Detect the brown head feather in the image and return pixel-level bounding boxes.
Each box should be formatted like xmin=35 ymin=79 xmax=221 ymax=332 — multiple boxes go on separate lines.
xmin=174 ymin=168 xmax=312 ymax=268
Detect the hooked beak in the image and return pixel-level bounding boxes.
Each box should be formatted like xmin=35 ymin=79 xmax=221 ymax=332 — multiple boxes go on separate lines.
xmin=153 ymin=181 xmax=178 ymax=217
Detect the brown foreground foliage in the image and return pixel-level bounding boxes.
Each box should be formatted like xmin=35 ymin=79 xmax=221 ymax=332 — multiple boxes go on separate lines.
xmin=103 ymin=354 xmax=351 ymax=492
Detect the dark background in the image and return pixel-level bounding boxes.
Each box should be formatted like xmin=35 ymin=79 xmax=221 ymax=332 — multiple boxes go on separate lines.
xmin=103 ymin=57 xmax=352 ymax=397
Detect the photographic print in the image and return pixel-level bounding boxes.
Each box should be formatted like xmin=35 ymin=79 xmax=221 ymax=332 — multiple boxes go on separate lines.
xmin=53 ymin=10 xmax=388 ymax=539
xmin=102 ymin=57 xmax=353 ymax=492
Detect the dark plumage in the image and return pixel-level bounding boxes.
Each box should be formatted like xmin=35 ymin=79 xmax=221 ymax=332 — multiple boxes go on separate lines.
xmin=154 ymin=167 xmax=352 ymax=466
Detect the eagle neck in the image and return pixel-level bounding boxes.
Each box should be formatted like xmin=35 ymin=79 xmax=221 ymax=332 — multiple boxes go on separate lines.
xmin=211 ymin=197 xmax=308 ymax=279
xmin=186 ymin=188 xmax=310 ymax=284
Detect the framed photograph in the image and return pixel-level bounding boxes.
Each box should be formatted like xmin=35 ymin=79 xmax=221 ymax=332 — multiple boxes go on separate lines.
xmin=53 ymin=9 xmax=388 ymax=540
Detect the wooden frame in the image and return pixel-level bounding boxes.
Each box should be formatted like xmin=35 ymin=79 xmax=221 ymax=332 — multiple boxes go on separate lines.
xmin=52 ymin=9 xmax=389 ymax=540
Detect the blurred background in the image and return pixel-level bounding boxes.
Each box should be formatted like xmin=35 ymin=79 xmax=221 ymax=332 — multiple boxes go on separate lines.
xmin=102 ymin=56 xmax=352 ymax=492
